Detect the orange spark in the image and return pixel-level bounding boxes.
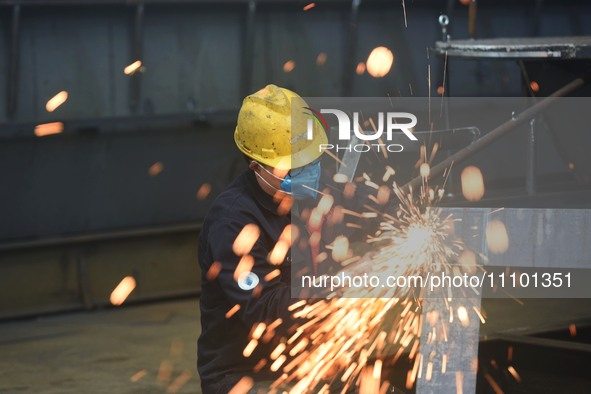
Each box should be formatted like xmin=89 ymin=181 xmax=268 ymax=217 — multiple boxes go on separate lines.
xmin=437 ymin=85 xmax=445 ymax=95
xmin=459 ymin=250 xmax=477 ymax=273
xmin=148 ymin=162 xmax=164 ymax=176
xmin=316 ymin=52 xmax=327 ymax=65
xmin=243 ymin=339 xmax=258 ymax=357
xmin=167 ymin=370 xmax=192 ymax=394
xmin=226 ymin=304 xmax=241 ymax=319
xmin=382 ymin=166 xmax=395 ymax=182
xmin=206 ymin=261 xmax=222 ymax=280
xmin=270 ymin=354 xmax=287 ymax=372
xmin=264 ymin=269 xmax=281 ymax=282
xmin=569 ymin=323 xmax=577 ymax=337
xmin=110 ymin=276 xmax=136 ymax=306
xmin=233 ymin=224 xmax=260 ymax=256
xmin=343 ymin=183 xmax=357 ymax=199
xmin=457 ymin=306 xmax=470 ymax=327
xmin=229 ymin=376 xmax=254 ymax=394
xmin=356 ymin=62 xmax=366 ymax=75
xmin=331 ymin=235 xmax=351 ymax=262
xmin=233 ymin=255 xmax=254 ymax=281
xmin=34 ymin=122 xmax=64 ymax=137
xmin=268 ymin=240 xmax=289 ymax=265
xmin=156 ymin=359 xmax=173 ymax=385
xmin=473 ymin=306 xmax=486 ymax=324
xmin=366 ymin=47 xmax=394 ymax=78
xmin=252 ymin=322 xmax=266 ymax=339
xmin=486 ymin=220 xmax=509 ymax=254
xmin=333 ymin=173 xmax=349 ymax=183
xmin=426 ymin=361 xmax=433 ymax=381
xmin=456 ymin=371 xmax=464 ymax=394
xmin=507 ymin=345 xmax=513 ymax=361
xmin=376 ymin=186 xmax=391 ymax=205
xmin=253 ymin=359 xmax=267 ymax=373
xmin=373 ymin=359 xmax=382 ymax=380
xmin=270 ymin=343 xmax=287 ymax=360
xmin=529 ymin=81 xmax=540 ymax=93
xmin=196 ymin=183 xmax=212 ymax=200
xmin=130 ymin=369 xmax=148 ymax=382
xmin=507 ymin=366 xmax=522 ymax=383
xmin=283 ymin=60 xmax=296 ymax=73
xmin=420 ymin=163 xmax=431 ymax=178
xmin=46 ymin=91 xmax=68 ymax=112
xmin=308 ymin=208 xmax=323 ymax=231
xmin=461 ymin=166 xmax=485 ymax=201
xmin=124 ymin=60 xmax=142 ymax=75
xmin=303 ymin=3 xmax=316 ymax=11
xmin=484 ymin=373 xmax=504 ymax=394
xmin=317 ymin=194 xmax=334 ymax=215
xmin=277 ymin=194 xmax=293 ymax=215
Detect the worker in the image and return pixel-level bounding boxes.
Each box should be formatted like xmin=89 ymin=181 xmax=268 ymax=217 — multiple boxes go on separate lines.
xmin=197 ymin=84 xmax=328 ymax=393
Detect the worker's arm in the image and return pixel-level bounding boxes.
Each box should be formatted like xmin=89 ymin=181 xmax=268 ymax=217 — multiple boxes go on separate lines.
xmin=205 ymin=217 xmax=296 ymax=329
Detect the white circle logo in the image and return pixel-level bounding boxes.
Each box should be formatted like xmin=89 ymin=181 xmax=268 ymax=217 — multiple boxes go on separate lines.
xmin=237 ymin=271 xmax=259 ymax=291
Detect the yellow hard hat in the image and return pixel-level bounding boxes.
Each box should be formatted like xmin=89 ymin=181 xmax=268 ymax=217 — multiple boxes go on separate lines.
xmin=234 ymin=84 xmax=328 ymax=170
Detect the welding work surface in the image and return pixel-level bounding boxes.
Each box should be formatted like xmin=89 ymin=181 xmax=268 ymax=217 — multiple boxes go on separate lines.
xmin=0 ymin=297 xmax=590 ymax=393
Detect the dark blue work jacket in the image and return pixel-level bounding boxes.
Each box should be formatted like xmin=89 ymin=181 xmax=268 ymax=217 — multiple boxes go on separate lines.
xmin=197 ymin=169 xmax=294 ymax=393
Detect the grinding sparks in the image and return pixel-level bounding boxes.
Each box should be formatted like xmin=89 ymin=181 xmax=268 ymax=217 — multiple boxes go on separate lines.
xmin=130 ymin=369 xmax=148 ymax=382
xmin=124 ymin=60 xmax=142 ymax=75
xmin=229 ymin=376 xmax=254 ymax=394
xmin=303 ymin=3 xmax=315 ymax=11
xmin=486 ymin=220 xmax=509 ymax=254
xmin=262 ymin=180 xmax=467 ymax=392
xmin=206 ymin=261 xmax=222 ymax=280
xmin=197 ymin=183 xmax=212 ymax=200
xmin=507 ymin=365 xmax=522 ymax=383
xmin=233 ymin=224 xmax=260 ymax=256
xmin=356 ymin=62 xmax=366 ymax=75
xmin=167 ymin=370 xmax=192 ymax=394
xmin=226 ymin=304 xmax=241 ymax=319
xmin=34 ymin=122 xmax=64 ymax=137
xmin=569 ymin=323 xmax=577 ymax=337
xmin=46 ymin=91 xmax=68 ymax=112
xmin=316 ymin=52 xmax=327 ymax=66
xmin=148 ymin=162 xmax=164 ymax=176
xmin=366 ymin=47 xmax=394 ymax=78
xmin=457 ymin=306 xmax=470 ymax=327
xmin=283 ymin=60 xmax=296 ymax=73
xmin=461 ymin=166 xmax=485 ymax=202
xmin=109 ymin=276 xmax=136 ymax=306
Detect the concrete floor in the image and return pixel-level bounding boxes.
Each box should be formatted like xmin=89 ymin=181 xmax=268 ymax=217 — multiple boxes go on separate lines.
xmin=0 ymin=299 xmax=201 ymax=394
xmin=1 ymin=297 xmax=590 ymax=394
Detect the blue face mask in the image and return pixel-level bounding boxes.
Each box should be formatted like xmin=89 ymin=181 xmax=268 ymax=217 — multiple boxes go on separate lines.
xmin=253 ymin=159 xmax=322 ymax=200
xmin=281 ymin=160 xmax=322 ymax=199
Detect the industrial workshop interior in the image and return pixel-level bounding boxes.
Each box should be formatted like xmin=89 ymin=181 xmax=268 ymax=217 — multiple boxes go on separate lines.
xmin=1 ymin=0 xmax=591 ymax=393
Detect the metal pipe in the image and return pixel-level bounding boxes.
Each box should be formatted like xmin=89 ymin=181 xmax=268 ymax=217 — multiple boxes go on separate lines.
xmin=402 ymin=73 xmax=591 ymax=192
xmin=7 ymin=5 xmax=21 ymax=119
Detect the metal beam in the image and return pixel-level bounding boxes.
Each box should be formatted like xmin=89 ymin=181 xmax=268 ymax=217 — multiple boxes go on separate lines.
xmin=402 ymin=73 xmax=591 ymax=192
